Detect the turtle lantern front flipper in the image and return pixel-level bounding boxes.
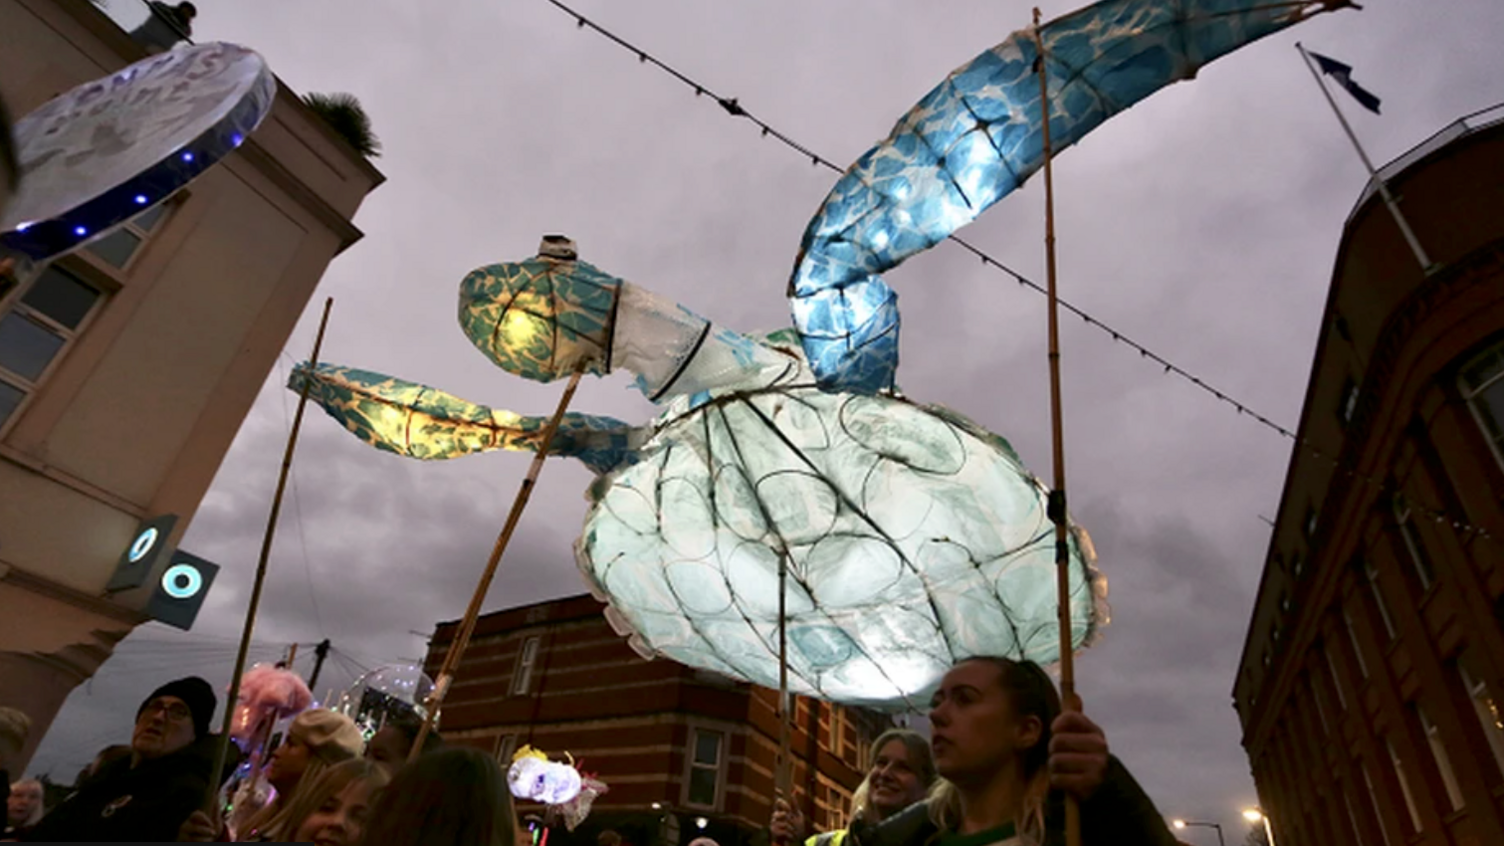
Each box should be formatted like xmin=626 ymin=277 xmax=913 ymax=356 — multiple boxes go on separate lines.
xmin=460 ymin=235 xmax=795 ymax=404
xmin=288 ymin=363 xmax=638 ymax=476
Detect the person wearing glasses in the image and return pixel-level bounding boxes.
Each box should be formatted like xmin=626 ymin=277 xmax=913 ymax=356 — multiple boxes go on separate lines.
xmin=25 ymin=677 xmax=224 ymax=842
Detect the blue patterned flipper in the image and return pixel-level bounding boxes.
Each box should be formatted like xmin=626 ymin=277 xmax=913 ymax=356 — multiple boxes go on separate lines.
xmin=789 ymin=0 xmax=1348 ymax=392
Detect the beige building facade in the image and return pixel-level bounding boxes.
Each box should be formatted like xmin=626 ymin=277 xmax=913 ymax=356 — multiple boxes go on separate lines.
xmin=0 ymin=0 xmax=383 ymax=771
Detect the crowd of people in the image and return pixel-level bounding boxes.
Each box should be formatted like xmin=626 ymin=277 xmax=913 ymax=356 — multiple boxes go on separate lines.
xmin=0 ymin=656 xmax=1192 ymax=846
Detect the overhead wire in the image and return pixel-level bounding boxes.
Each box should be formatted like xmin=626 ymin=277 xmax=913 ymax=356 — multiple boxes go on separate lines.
xmin=538 ymin=0 xmax=1496 ymax=544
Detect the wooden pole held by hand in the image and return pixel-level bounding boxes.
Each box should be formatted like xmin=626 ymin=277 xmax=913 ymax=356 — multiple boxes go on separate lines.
xmin=1034 ymin=12 xmax=1082 ymax=846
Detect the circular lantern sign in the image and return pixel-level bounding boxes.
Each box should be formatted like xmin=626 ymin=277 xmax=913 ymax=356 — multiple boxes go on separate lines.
xmin=0 ymin=42 xmax=276 ymax=260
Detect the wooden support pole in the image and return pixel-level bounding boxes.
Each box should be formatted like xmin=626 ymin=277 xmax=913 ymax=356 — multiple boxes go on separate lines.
xmin=408 ymin=361 xmax=589 ymax=763
xmin=207 ymin=297 xmax=335 ymax=813
xmin=1034 ymin=12 xmax=1082 ymax=846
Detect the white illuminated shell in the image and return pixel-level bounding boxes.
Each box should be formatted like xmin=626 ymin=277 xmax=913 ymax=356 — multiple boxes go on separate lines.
xmin=577 ymin=385 xmax=1107 ymax=711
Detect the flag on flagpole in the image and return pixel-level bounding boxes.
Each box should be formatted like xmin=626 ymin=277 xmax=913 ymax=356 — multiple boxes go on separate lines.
xmin=1308 ymin=51 xmax=1381 ymax=114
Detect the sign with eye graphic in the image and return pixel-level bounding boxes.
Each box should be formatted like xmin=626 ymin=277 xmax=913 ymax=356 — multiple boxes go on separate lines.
xmin=145 ymin=549 xmax=218 ymax=630
xmin=106 ymin=513 xmax=178 ymax=592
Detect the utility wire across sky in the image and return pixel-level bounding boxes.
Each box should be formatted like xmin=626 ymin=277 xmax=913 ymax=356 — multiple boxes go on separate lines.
xmin=540 ymin=0 xmax=1494 ymax=542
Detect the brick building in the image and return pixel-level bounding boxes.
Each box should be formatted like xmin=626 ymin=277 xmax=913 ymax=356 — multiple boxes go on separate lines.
xmin=1232 ymin=106 xmax=1504 ymax=846
xmin=425 ymin=594 xmax=894 ymax=846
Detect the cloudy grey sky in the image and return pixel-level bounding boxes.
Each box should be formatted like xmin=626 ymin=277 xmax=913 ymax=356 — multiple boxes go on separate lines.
xmin=31 ymin=0 xmax=1504 ymax=836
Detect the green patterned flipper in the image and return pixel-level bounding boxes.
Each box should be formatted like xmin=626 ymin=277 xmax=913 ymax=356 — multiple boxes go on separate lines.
xmin=290 ymin=363 xmax=637 ymax=474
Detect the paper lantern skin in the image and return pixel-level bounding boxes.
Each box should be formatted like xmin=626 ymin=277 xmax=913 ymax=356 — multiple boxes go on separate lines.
xmin=788 ymin=0 xmax=1338 ymax=392
xmin=576 ymin=333 xmax=1106 ymax=712
xmin=459 ymin=257 xmax=620 ymax=383
xmin=1 ymin=43 xmax=275 ymax=261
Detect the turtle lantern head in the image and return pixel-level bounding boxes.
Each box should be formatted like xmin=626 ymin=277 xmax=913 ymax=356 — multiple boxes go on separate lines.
xmin=458 ymin=234 xmax=621 ymax=383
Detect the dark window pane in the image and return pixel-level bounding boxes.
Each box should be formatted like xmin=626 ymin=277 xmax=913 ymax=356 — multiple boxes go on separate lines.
xmin=0 ymin=313 xmax=65 ymax=381
xmin=1463 ymin=351 xmax=1503 ymax=392
xmin=0 ymin=379 xmax=24 ymax=426
xmin=693 ymin=730 xmax=721 ymax=765
xmin=85 ymin=227 xmax=143 ymax=268
xmin=687 ymin=766 xmax=717 ymax=806
xmin=1476 ymin=381 xmax=1504 ymax=442
xmin=21 ymin=267 xmax=100 ymax=329
xmin=135 ymin=202 xmax=170 ymax=232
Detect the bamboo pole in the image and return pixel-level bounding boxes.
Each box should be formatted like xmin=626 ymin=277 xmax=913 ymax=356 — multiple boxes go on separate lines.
xmin=1033 ymin=13 xmax=1082 ymax=846
xmin=776 ymin=551 xmax=792 ymax=826
xmin=206 ymin=297 xmax=335 ymax=813
xmin=407 ymin=361 xmax=590 ymax=763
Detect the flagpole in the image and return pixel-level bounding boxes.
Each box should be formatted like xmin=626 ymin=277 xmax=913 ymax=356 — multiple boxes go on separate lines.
xmin=1296 ymin=42 xmax=1435 ymax=274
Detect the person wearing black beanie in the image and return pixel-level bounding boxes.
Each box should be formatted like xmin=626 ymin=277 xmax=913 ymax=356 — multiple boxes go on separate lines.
xmin=136 ymin=676 xmax=217 ymax=743
xmin=25 ymin=676 xmax=226 ymax=843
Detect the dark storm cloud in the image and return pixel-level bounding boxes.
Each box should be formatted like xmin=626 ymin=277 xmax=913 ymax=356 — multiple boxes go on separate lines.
xmin=29 ymin=0 xmax=1504 ymax=834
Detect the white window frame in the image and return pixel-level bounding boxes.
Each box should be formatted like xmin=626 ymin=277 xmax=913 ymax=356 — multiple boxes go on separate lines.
xmin=1386 ymin=737 xmax=1422 ymax=833
xmin=495 ymin=733 xmax=517 ymax=765
xmin=1323 ymin=646 xmax=1347 ymax=710
xmin=1342 ymin=607 xmax=1368 ymax=679
xmin=1364 ymin=562 xmax=1397 ymax=641
xmin=1459 ymin=341 xmax=1504 ymax=469
xmin=77 ymin=193 xmax=180 ymax=277
xmin=0 ymin=262 xmax=109 ymax=436
xmin=1460 ymin=662 xmax=1504 ymax=779
xmin=511 ymin=635 xmax=541 ymax=695
xmin=1392 ymin=494 xmax=1435 ymax=590
xmin=1418 ymin=706 xmax=1464 ymax=811
xmin=1339 ymin=378 xmax=1360 ymax=425
xmin=1360 ymin=763 xmax=1394 ymax=846
xmin=682 ymin=726 xmax=726 ymax=810
xmin=1310 ymin=677 xmax=1330 ymax=732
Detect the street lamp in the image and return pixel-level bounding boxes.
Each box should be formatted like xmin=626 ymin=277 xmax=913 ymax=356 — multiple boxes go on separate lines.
xmin=1243 ymin=808 xmax=1276 ymax=846
xmin=1171 ymin=819 xmax=1226 ymax=846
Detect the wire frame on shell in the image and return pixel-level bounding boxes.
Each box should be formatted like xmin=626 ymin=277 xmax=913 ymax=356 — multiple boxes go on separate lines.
xmin=577 ymin=372 xmax=1107 ymax=711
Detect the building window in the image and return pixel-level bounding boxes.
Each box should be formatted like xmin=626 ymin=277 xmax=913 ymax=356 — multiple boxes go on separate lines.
xmin=1341 ymin=785 xmax=1362 ymax=846
xmin=828 ymin=704 xmax=850 ymax=762
xmin=495 ymin=733 xmax=517 ymax=765
xmin=685 ymin=728 xmax=723 ymax=808
xmin=1418 ymin=706 xmax=1464 ymax=811
xmin=1341 ymin=607 xmax=1368 ymax=678
xmin=1392 ymin=494 xmax=1435 ymax=590
xmin=1363 ymin=562 xmax=1397 ymax=641
xmin=82 ymin=200 xmax=172 ymax=270
xmin=1323 ymin=646 xmax=1347 ymax=711
xmin=1385 ymin=737 xmax=1422 ymax=833
xmin=1360 ymin=763 xmax=1394 ymax=846
xmin=814 ymin=774 xmax=853 ymax=832
xmin=1339 ymin=378 xmax=1359 ymax=425
xmin=0 ymin=264 xmax=106 ymax=429
xmin=1460 ymin=341 xmax=1504 ymax=465
xmin=1460 ymin=661 xmax=1504 ymax=778
xmin=511 ymin=635 xmax=541 ymax=695
xmin=1310 ymin=678 xmax=1330 ymax=732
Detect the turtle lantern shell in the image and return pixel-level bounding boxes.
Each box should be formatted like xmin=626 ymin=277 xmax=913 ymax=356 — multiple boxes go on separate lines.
xmin=575 ymin=366 xmax=1109 ymax=712
xmin=458 ymin=251 xmax=623 ymax=383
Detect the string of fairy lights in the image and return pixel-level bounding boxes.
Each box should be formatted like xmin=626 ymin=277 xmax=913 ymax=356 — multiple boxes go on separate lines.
xmin=539 ymin=0 xmax=1495 ymax=544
